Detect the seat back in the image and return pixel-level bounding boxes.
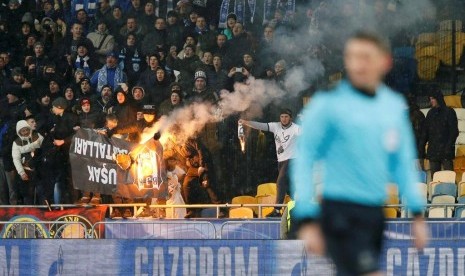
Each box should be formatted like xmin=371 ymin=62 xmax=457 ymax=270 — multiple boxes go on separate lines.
xmin=232 ymin=196 xmax=258 ymax=214
xmin=256 ymin=195 xmax=277 ymax=217
xmin=428 ymin=207 xmax=453 ymax=218
xmin=433 ymin=171 xmax=456 ymax=183
xmin=383 ymin=208 xmax=398 ymax=219
xmin=432 ymin=182 xmax=457 ymax=197
xmin=257 ymin=183 xmax=277 ymax=197
xmin=431 ymin=195 xmax=456 ymax=204
xmin=229 ymin=207 xmax=254 ymax=219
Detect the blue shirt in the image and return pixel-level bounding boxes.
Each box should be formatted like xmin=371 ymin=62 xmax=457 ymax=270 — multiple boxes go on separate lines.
xmin=291 ymin=80 xmax=424 ymax=219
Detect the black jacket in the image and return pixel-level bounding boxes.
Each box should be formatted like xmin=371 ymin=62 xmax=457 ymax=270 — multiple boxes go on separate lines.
xmin=420 ymin=93 xmax=459 ymax=161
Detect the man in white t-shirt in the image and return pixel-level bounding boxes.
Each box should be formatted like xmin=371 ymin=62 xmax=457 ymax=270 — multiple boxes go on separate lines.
xmin=239 ymin=108 xmax=300 ymax=217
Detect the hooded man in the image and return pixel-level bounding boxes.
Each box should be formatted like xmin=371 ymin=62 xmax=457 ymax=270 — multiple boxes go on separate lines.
xmin=96 ymin=84 xmax=114 ymax=113
xmin=12 ymin=120 xmax=44 ymax=204
xmin=188 ymin=70 xmax=218 ymax=103
xmin=420 ymin=91 xmax=459 ymax=177
xmin=78 ymin=98 xmax=105 ymax=129
xmin=159 ymin=83 xmax=183 ymax=116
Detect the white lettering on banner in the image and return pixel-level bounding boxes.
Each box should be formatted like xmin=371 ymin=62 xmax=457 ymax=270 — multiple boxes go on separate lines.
xmin=74 ymin=137 xmax=128 ymax=160
xmin=406 ymin=248 xmax=420 ymax=276
xmin=199 ymin=247 xmax=213 ymax=276
xmin=87 ymin=165 xmax=116 ymax=185
xmin=458 ymin=248 xmax=465 ymax=276
xmin=135 ymin=247 xmax=148 ymax=276
xmin=154 ymin=247 xmax=165 ymax=276
xmin=182 ymin=247 xmax=196 ymax=275
xmin=439 ymin=248 xmax=454 ymax=276
xmin=0 ymin=246 xmax=19 ymax=276
xmin=386 ymin=248 xmax=401 ymax=276
xmin=168 ymin=247 xmax=179 ymax=276
xmin=218 ymin=247 xmax=232 ymax=276
xmin=424 ymin=248 xmax=435 ymax=276
xmin=235 ymin=247 xmax=258 ymax=276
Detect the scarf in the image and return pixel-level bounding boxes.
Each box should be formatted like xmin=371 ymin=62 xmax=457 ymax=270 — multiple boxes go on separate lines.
xmin=97 ymin=65 xmax=124 ymax=93
xmin=218 ymin=0 xmax=231 ymax=29
xmin=234 ymin=0 xmax=245 ymax=23
xmin=75 ymin=56 xmax=91 ymax=77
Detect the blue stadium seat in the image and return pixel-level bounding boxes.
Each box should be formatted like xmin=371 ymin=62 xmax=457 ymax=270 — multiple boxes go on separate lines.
xmin=419 ymin=170 xmax=427 ymax=183
xmin=455 ymin=207 xmax=465 ymax=218
xmin=432 ymin=182 xmax=457 ymax=198
xmin=458 ymin=196 xmax=465 ymax=204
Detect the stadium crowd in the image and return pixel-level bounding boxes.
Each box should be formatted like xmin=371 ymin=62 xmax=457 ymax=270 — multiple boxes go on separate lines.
xmin=0 ymin=0 xmax=457 ymax=217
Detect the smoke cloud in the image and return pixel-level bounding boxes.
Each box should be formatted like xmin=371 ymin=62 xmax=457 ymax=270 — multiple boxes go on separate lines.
xmin=140 ymin=0 xmax=435 ymax=145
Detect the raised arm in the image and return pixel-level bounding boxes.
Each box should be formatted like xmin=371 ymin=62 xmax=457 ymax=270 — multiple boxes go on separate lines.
xmin=238 ymin=119 xmax=270 ymax=132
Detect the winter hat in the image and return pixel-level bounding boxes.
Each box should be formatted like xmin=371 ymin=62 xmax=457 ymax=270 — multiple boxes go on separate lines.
xmin=74 ymin=68 xmax=85 ymax=76
xmin=16 ymin=120 xmax=31 ymax=135
xmin=21 ymin=12 xmax=34 ymax=24
xmin=167 ymin=10 xmax=178 ymax=18
xmin=79 ymin=77 xmax=91 ymax=84
xmin=194 ymin=70 xmax=207 ymax=81
xmin=280 ymin=108 xmax=293 ymax=118
xmin=106 ymin=51 xmax=118 ymax=58
xmin=142 ymin=104 xmax=156 ymax=114
xmin=170 ymin=82 xmax=182 ymax=92
xmin=52 ymin=97 xmax=68 ymax=110
xmin=131 ymin=86 xmax=145 ymax=98
xmin=6 ymin=90 xmax=20 ymax=98
xmin=80 ymin=98 xmax=91 ymax=106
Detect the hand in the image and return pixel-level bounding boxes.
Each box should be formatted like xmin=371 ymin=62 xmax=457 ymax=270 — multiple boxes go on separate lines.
xmin=120 ymin=83 xmax=129 ymax=92
xmin=66 ymin=55 xmax=72 ymax=64
xmin=22 ymin=81 xmax=32 ymax=89
xmin=20 ymin=173 xmax=29 ymax=181
xmin=53 ymin=139 xmax=65 ymax=146
xmin=266 ymin=70 xmax=274 ymax=77
xmin=73 ymin=126 xmax=81 ymax=131
xmin=242 ymin=68 xmax=250 ymax=77
xmin=228 ymin=68 xmax=236 ymax=77
xmin=298 ymin=223 xmax=325 ymax=256
xmin=198 ymin=167 xmax=206 ymax=175
xmin=238 ymin=119 xmax=245 ymax=125
xmin=96 ymin=129 xmax=107 ymax=135
xmin=412 ymin=217 xmax=428 ymax=250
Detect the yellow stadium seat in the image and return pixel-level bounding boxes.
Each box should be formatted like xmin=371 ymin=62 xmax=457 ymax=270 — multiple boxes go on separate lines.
xmin=417 ymin=56 xmax=440 ymax=80
xmin=284 ymin=195 xmax=291 ymax=204
xmin=457 ymin=146 xmax=465 ymax=157
xmin=417 ymin=33 xmax=436 ymax=45
xmin=231 ymin=196 xmax=257 ymax=214
xmin=444 ymin=95 xmax=462 ymax=108
xmin=386 ymin=184 xmax=399 ymax=197
xmin=256 ymin=183 xmax=277 ymax=197
xmin=459 ymin=182 xmax=465 ymax=197
xmin=439 ymin=20 xmax=463 ymax=31
xmin=229 ymin=207 xmax=254 ymax=219
xmin=384 ymin=208 xmax=398 ymax=219
xmin=435 ymin=33 xmax=465 ymax=66
xmin=256 ymin=195 xmax=277 ymax=217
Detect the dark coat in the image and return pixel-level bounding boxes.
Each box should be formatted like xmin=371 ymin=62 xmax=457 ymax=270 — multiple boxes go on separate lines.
xmin=420 ymin=93 xmax=459 ymax=161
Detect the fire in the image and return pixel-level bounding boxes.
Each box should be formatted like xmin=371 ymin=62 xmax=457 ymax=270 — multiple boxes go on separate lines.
xmin=238 ymin=123 xmax=246 ymax=153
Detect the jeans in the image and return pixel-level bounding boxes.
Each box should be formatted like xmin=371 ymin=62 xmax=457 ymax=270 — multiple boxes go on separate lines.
xmin=276 ymin=160 xmax=290 ymax=209
xmin=429 ymin=159 xmax=454 ymax=179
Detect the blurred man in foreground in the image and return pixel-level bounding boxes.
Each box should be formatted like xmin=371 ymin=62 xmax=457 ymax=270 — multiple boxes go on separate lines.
xmin=291 ymin=31 xmax=428 ymax=276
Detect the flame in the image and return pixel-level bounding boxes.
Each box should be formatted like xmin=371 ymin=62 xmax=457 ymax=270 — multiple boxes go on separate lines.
xmin=239 ymin=138 xmax=246 ymax=153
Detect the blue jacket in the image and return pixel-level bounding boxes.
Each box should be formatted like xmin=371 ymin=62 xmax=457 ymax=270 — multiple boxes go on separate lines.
xmin=291 ymin=80 xmax=424 ymax=220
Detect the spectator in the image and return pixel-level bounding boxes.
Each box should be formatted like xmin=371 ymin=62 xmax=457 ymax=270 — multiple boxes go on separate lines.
xmin=256 ymin=25 xmax=279 ymax=73
xmin=209 ymin=54 xmax=227 ymax=92
xmin=119 ymin=16 xmax=146 ymax=43
xmin=73 ymin=9 xmax=92 ymax=35
xmin=211 ymin=34 xmax=229 ymax=63
xmin=159 ymin=83 xmax=183 ymax=116
xmin=70 ymin=0 xmax=98 ymax=22
xmin=111 ymin=88 xmax=138 ymax=141
xmin=138 ymin=53 xmax=161 ymax=92
xmin=95 ymin=84 xmax=114 ymax=114
xmin=148 ymin=67 xmax=171 ymax=108
xmin=91 ymin=51 xmax=127 ymax=92
xmin=117 ymin=33 xmax=143 ymax=86
xmin=131 ymin=86 xmax=147 ymax=106
xmin=47 ymin=78 xmax=62 ymax=101
xmin=166 ymin=10 xmax=185 ymax=52
xmin=167 ymin=45 xmax=200 ymax=89
xmin=139 ymin=2 xmax=156 ymax=31
xmin=408 ymin=96 xmax=425 ymax=156
xmin=420 ymin=91 xmax=459 ymax=177
xmin=54 ymin=23 xmax=95 ymax=71
xmin=176 ymin=35 xmax=202 ymax=59
xmin=87 ymin=20 xmax=115 ymax=65
xmin=73 ymin=42 xmax=99 ymax=77
xmin=63 ymin=86 xmax=80 ymax=113
xmin=77 ymin=97 xmax=104 ymax=128
xmin=27 ymin=41 xmax=51 ymax=80
xmin=241 ymin=52 xmax=260 ymax=78
xmin=77 ymin=77 xmax=96 ymax=101
xmin=141 ymin=17 xmax=167 ymax=56
xmin=225 ymin=23 xmax=252 ymax=67
xmin=107 ymin=6 xmax=125 ymax=35
xmin=127 ymin=0 xmax=144 ymax=18
xmin=221 ymin=13 xmax=236 ymax=40
xmin=12 ymin=119 xmax=43 ymax=204
xmin=3 ymin=68 xmax=33 ymax=102
xmin=192 ymin=15 xmax=216 ymax=52
xmin=95 ymin=0 xmax=112 ymax=23
xmin=188 ymin=70 xmax=218 ymax=103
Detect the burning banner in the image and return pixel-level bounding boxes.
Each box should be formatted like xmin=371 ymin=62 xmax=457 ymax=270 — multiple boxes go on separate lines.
xmin=69 ymin=129 xmax=167 ymax=199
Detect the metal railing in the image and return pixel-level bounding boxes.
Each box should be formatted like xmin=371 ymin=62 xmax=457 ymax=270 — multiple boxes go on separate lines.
xmin=220 ymin=220 xmax=281 ymax=239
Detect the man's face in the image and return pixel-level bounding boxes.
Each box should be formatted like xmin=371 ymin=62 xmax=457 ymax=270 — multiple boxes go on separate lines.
xmin=0 ymin=53 xmax=9 ymax=64
xmin=27 ymin=36 xmax=36 ymax=46
xmin=117 ymin=93 xmax=125 ymax=103
xmin=243 ymin=54 xmax=253 ymax=66
xmin=145 ymin=3 xmax=154 ymax=14
xmin=136 ymin=111 xmax=143 ymax=121
xmin=430 ymin=97 xmax=439 ymax=108
xmin=133 ymin=88 xmax=143 ymax=100
xmin=167 ymin=16 xmax=177 ymax=25
xmin=149 ymin=56 xmax=159 ymax=68
xmin=34 ymin=45 xmax=44 ymax=57
xmin=41 ymin=95 xmax=50 ymax=105
xmin=106 ymin=56 xmax=117 ymax=67
xmin=107 ymin=119 xmax=118 ymax=129
xmin=45 ymin=67 xmax=55 ymax=73
xmin=19 ymin=127 xmax=31 ymax=137
xmin=77 ymin=10 xmax=87 ymax=22
xmin=186 ymin=37 xmax=195 ymax=46
xmin=184 ymin=47 xmax=193 ymax=58
xmin=143 ymin=114 xmax=155 ymax=123
xmin=113 ymin=8 xmax=122 ymax=18
xmin=280 ymin=114 xmax=291 ymax=126
xmin=6 ymin=94 xmax=18 ymax=103
xmin=156 ymin=70 xmax=165 ymax=81
xmin=213 ymin=56 xmax=221 ymax=67
xmin=77 ymin=45 xmax=88 ymax=56
xmin=275 ymin=63 xmax=284 ymax=75
xmin=264 ymin=27 xmax=273 ymax=40
xmin=127 ymin=19 xmax=136 ymax=31
xmin=49 ymin=81 xmax=59 ymax=92
xmin=232 ymin=23 xmax=243 ymax=36
xmin=81 ymin=81 xmax=90 ymax=92
xmin=64 ymin=88 xmax=74 ymax=100
xmin=203 ymin=52 xmax=213 ymax=64
xmin=102 ymin=87 xmax=112 ymax=99
xmin=75 ymin=71 xmax=84 ymax=81
xmin=171 ymin=93 xmax=180 ymax=105
xmin=22 ymin=24 xmax=30 ymax=34
xmin=344 ymin=39 xmax=391 ymax=90
xmin=82 ymin=103 xmax=91 ymax=113
xmin=155 ymin=19 xmax=166 ymax=30
xmin=127 ymin=35 xmax=136 ymax=46
xmin=227 ymin=18 xmax=236 ymax=28
xmin=217 ymin=35 xmax=226 ymax=47
xmin=194 ymin=78 xmax=206 ymax=91
xmin=196 ymin=17 xmax=206 ymax=30
xmin=26 ymin=118 xmax=37 ymax=130
xmin=71 ymin=24 xmax=83 ymax=38
xmin=13 ymin=74 xmax=24 ymax=83
xmin=52 ymin=106 xmax=63 ymax=115
xmin=97 ymin=23 xmax=107 ymax=33
xmin=189 ymin=12 xmax=198 ymax=23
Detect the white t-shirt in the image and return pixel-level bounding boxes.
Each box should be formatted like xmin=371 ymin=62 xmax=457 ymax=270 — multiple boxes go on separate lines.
xmin=268 ymin=122 xmax=301 ymax=162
